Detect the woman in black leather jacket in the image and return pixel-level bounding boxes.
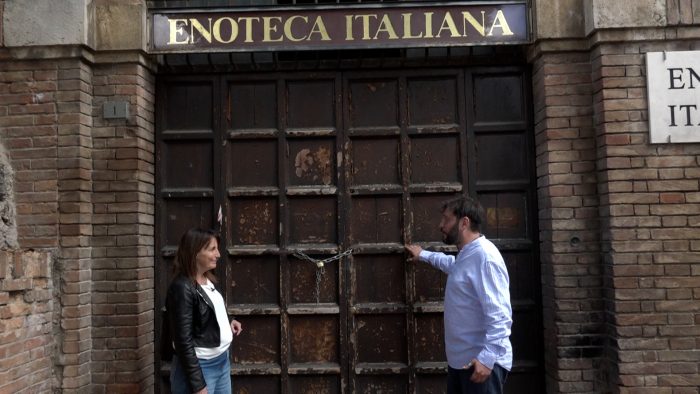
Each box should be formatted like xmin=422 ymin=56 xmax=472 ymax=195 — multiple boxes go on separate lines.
xmin=166 ymin=228 xmax=243 ymax=394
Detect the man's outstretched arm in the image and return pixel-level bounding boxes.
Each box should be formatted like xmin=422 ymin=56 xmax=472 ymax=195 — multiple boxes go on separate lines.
xmin=404 ymin=244 xmax=455 ymax=273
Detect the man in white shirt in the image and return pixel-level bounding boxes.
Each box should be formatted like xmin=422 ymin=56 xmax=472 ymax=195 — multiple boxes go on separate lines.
xmin=406 ymin=196 xmax=512 ymax=394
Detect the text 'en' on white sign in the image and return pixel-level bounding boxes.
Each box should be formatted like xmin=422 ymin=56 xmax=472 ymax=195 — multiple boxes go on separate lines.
xmin=646 ymin=50 xmax=700 ymax=144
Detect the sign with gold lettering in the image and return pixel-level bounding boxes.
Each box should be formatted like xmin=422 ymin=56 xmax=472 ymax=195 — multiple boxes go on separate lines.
xmin=150 ymin=2 xmax=528 ymax=53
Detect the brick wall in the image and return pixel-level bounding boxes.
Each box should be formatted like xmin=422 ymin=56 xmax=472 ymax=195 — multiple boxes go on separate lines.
xmin=0 ymin=53 xmax=156 ymax=392
xmin=0 ymin=56 xmax=95 ymax=392
xmin=90 ymin=62 xmax=156 ymax=393
xmin=531 ymin=50 xmax=605 ymax=393
xmin=57 ymin=58 xmax=95 ymax=393
xmin=0 ymin=57 xmax=55 ymax=391
xmin=0 ymin=249 xmax=55 ymax=394
xmin=0 ymin=143 xmax=17 ymax=248
xmin=0 ymin=59 xmax=59 ymax=249
xmin=592 ymin=37 xmax=700 ymax=393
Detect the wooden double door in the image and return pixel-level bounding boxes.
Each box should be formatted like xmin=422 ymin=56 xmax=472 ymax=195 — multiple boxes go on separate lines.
xmin=155 ymin=66 xmax=543 ymax=393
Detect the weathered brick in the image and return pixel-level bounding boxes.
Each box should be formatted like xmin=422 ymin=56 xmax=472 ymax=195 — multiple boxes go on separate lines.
xmin=660 ymin=193 xmax=686 ymax=204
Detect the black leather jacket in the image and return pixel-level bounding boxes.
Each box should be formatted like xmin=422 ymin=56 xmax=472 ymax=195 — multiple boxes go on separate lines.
xmin=166 ymin=275 xmax=221 ymax=392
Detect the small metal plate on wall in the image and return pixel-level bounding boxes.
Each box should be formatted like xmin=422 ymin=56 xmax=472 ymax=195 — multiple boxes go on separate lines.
xmin=103 ymin=101 xmax=129 ymax=119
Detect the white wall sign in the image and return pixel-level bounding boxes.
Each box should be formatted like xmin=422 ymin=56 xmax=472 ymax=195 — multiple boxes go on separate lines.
xmin=646 ymin=51 xmax=700 ymax=144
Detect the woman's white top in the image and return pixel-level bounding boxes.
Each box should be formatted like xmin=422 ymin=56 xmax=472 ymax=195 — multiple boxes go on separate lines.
xmin=195 ymin=280 xmax=233 ymax=359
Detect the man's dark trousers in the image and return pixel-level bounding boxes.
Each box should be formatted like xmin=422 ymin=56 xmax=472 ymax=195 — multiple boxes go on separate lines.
xmin=447 ymin=364 xmax=508 ymax=394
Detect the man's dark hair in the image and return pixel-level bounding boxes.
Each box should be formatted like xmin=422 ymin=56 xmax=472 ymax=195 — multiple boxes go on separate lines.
xmin=441 ymin=196 xmax=484 ymax=232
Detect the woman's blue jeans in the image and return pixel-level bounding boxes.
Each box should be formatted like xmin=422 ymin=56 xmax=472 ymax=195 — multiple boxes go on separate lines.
xmin=170 ymin=350 xmax=231 ymax=394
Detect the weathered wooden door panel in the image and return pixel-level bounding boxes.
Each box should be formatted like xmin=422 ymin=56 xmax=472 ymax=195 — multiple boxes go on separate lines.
xmin=352 ymin=254 xmax=405 ymax=303
xmin=156 ymin=67 xmax=543 ymax=393
xmin=467 ymin=70 xmax=542 ymax=394
xmin=290 ymin=376 xmax=340 ymax=394
xmin=232 ymin=314 xmax=280 ymax=364
xmin=234 ymin=376 xmax=281 ymax=393
xmin=344 ymin=69 xmax=463 ymax=393
xmin=289 ymin=255 xmax=339 ymax=304
xmin=155 ymin=77 xmax=223 ymax=391
xmin=415 ymin=374 xmax=446 ymax=393
xmin=228 ymin=256 xmax=279 ymax=305
xmin=222 ymin=73 xmax=348 ymax=392
xmin=349 ymin=197 xmax=402 ymax=244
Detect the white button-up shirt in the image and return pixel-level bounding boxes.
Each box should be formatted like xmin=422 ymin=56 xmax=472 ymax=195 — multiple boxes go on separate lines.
xmin=419 ymin=236 xmax=513 ymax=370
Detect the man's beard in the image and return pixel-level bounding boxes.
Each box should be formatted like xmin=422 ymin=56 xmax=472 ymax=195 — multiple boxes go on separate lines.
xmin=442 ymin=221 xmax=459 ymax=245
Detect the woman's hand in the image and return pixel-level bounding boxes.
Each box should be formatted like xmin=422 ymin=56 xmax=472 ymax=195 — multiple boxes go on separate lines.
xmin=231 ymin=319 xmax=243 ymax=336
xmin=194 ymin=388 xmax=208 ymax=394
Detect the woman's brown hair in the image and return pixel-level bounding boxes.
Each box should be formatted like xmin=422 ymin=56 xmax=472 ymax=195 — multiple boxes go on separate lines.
xmin=174 ymin=228 xmax=219 ymax=284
